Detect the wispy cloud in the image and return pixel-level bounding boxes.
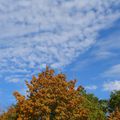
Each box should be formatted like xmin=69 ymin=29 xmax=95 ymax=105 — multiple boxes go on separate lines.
xmin=85 ymin=85 xmax=97 ymax=90
xmin=103 ymin=64 xmax=120 ymax=78
xmin=103 ymin=80 xmax=120 ymax=91
xmin=0 ymin=0 xmax=120 ymax=82
xmin=102 ymin=64 xmax=120 ymax=91
xmin=5 ymin=75 xmax=28 ymax=83
xmin=91 ymin=31 xmax=120 ymax=60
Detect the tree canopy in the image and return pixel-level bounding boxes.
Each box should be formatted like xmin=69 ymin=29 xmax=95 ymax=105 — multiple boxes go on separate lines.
xmin=0 ymin=67 xmax=120 ymax=120
xmin=13 ymin=67 xmax=105 ymax=120
xmin=108 ymin=90 xmax=120 ymax=112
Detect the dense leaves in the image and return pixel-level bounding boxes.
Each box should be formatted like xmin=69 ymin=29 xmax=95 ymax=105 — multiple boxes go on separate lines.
xmin=0 ymin=105 xmax=17 ymax=120
xmin=108 ymin=91 xmax=120 ymax=112
xmin=0 ymin=67 xmax=120 ymax=120
xmin=108 ymin=108 xmax=120 ymax=120
xmin=99 ymin=100 xmax=108 ymax=114
xmin=13 ymin=67 xmax=91 ymax=119
xmin=106 ymin=91 xmax=120 ymax=120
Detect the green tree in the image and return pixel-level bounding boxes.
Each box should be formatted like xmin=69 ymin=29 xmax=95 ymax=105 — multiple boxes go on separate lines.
xmin=108 ymin=91 xmax=120 ymax=112
xmin=99 ymin=100 xmax=108 ymax=114
xmin=82 ymin=93 xmax=106 ymax=120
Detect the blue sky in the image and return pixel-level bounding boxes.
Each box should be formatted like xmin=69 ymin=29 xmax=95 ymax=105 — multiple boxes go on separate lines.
xmin=0 ymin=0 xmax=120 ymax=110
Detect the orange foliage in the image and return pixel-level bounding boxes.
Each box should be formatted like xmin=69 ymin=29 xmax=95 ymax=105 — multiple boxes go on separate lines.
xmin=14 ymin=67 xmax=89 ymax=120
xmin=108 ymin=108 xmax=120 ymax=120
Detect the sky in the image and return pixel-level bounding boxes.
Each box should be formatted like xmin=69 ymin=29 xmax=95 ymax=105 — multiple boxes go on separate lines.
xmin=0 ymin=0 xmax=120 ymax=110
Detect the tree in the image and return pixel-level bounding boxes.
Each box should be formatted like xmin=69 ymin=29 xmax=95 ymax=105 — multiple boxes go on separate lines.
xmin=108 ymin=108 xmax=120 ymax=120
xmin=99 ymin=100 xmax=108 ymax=114
xmin=13 ymin=67 xmax=105 ymax=120
xmin=108 ymin=91 xmax=120 ymax=112
xmin=0 ymin=105 xmax=17 ymax=120
xmin=82 ymin=93 xmax=106 ymax=120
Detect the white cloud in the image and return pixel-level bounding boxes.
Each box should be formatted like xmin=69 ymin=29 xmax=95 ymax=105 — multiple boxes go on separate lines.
xmin=91 ymin=31 xmax=120 ymax=60
xmin=5 ymin=74 xmax=29 ymax=83
xmin=103 ymin=80 xmax=120 ymax=91
xmin=85 ymin=85 xmax=97 ymax=90
xmin=8 ymin=78 xmax=19 ymax=83
xmin=0 ymin=0 xmax=120 ymax=82
xmin=103 ymin=64 xmax=120 ymax=78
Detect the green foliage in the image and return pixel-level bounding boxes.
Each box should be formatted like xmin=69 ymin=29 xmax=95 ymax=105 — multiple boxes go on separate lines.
xmin=82 ymin=93 xmax=106 ymax=120
xmin=99 ymin=100 xmax=108 ymax=114
xmin=108 ymin=91 xmax=120 ymax=112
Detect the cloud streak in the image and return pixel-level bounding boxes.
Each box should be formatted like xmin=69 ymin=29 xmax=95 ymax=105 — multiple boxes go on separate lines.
xmin=85 ymin=85 xmax=97 ymax=90
xmin=103 ymin=64 xmax=120 ymax=78
xmin=103 ymin=80 xmax=120 ymax=91
xmin=0 ymin=0 xmax=120 ymax=82
xmin=91 ymin=31 xmax=120 ymax=60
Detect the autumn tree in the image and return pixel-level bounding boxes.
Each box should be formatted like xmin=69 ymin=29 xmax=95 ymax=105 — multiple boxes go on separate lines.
xmin=13 ymin=67 xmax=105 ymax=120
xmin=108 ymin=108 xmax=120 ymax=120
xmin=0 ymin=105 xmax=17 ymax=120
